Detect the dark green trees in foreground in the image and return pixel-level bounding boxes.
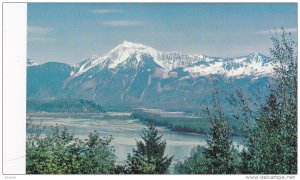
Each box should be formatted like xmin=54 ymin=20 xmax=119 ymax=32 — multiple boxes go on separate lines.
xmin=26 ymin=121 xmax=172 ymax=174
xmin=240 ymin=29 xmax=297 ymax=174
xmin=176 ymin=87 xmax=239 ymax=174
xmin=176 ymin=117 xmax=238 ymax=174
xmin=124 ymin=123 xmax=173 ymax=174
xmin=176 ymin=29 xmax=297 ymax=174
xmin=26 ymin=127 xmax=115 ymax=174
xmin=202 ymin=115 xmax=237 ymax=174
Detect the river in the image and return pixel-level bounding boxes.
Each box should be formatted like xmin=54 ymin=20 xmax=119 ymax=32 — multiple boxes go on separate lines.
xmin=28 ymin=112 xmax=244 ymax=169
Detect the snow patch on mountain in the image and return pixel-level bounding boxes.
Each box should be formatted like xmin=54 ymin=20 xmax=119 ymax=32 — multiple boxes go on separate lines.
xmin=107 ymin=41 xmax=158 ymax=68
xmin=71 ymin=41 xmax=274 ymax=79
xmin=185 ymin=53 xmax=274 ymax=78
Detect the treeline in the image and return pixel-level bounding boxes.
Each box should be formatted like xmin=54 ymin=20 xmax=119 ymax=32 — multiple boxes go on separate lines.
xmin=27 ymin=126 xmax=115 ymax=174
xmin=27 ymin=121 xmax=173 ymax=174
xmin=131 ymin=110 xmax=243 ymax=136
xmin=27 ymin=99 xmax=105 ymax=113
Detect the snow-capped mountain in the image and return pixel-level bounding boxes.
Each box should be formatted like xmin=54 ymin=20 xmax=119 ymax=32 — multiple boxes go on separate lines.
xmin=27 ymin=41 xmax=273 ymax=111
xmin=71 ymin=41 xmax=273 ymax=79
xmin=72 ymin=41 xmax=160 ymax=77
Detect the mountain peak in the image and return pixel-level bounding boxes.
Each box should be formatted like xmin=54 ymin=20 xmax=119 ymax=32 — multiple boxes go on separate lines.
xmin=107 ymin=41 xmax=158 ymax=57
xmin=120 ymin=40 xmax=142 ymax=47
xmin=71 ymin=41 xmax=272 ymax=78
xmin=103 ymin=41 xmax=159 ymax=69
xmin=114 ymin=41 xmax=156 ymax=51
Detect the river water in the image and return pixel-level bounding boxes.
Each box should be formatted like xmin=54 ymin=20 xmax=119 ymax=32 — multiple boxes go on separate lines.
xmin=28 ymin=112 xmax=243 ymax=168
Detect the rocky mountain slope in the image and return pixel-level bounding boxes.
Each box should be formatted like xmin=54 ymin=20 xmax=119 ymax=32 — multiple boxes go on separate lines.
xmin=27 ymin=41 xmax=273 ymax=111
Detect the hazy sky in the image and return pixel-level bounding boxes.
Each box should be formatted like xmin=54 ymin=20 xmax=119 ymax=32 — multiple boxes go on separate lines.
xmin=28 ymin=3 xmax=297 ymax=64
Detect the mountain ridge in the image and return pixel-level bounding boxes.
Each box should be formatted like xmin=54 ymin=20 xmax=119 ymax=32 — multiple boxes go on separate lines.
xmin=27 ymin=41 xmax=273 ymax=111
xmin=28 ymin=41 xmax=274 ymax=79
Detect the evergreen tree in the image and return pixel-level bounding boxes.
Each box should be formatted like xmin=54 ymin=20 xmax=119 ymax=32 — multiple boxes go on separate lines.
xmin=200 ymin=81 xmax=238 ymax=174
xmin=125 ymin=122 xmax=173 ymax=174
xmin=175 ymin=81 xmax=240 ymax=174
xmin=202 ymin=115 xmax=237 ymax=174
xmin=242 ymin=28 xmax=297 ymax=174
xmin=175 ymin=146 xmax=207 ymax=174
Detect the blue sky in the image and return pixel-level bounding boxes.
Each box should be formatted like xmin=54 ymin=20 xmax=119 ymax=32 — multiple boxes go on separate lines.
xmin=28 ymin=3 xmax=297 ymax=64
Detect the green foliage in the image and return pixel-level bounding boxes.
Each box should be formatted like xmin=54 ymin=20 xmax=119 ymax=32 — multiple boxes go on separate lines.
xmin=79 ymin=132 xmax=115 ymax=174
xmin=241 ymin=28 xmax=297 ymax=174
xmin=27 ymin=127 xmax=81 ymax=174
xmin=26 ymin=125 xmax=115 ymax=174
xmin=174 ymin=115 xmax=240 ymax=174
xmin=200 ymin=81 xmax=240 ymax=174
xmin=131 ymin=110 xmax=243 ymax=136
xmin=175 ymin=80 xmax=241 ymax=174
xmin=202 ymin=117 xmax=238 ymax=174
xmin=176 ymin=28 xmax=297 ymax=175
xmin=124 ymin=122 xmax=173 ymax=174
xmin=27 ymin=99 xmax=105 ymax=113
xmin=175 ymin=146 xmax=207 ymax=174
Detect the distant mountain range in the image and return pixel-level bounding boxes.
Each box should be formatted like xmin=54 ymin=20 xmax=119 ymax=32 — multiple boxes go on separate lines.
xmin=27 ymin=41 xmax=273 ymax=111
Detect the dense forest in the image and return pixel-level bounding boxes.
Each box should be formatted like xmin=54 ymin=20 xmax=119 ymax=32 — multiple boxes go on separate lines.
xmin=131 ymin=110 xmax=244 ymax=136
xmin=27 ymin=99 xmax=105 ymax=113
xmin=26 ymin=29 xmax=297 ymax=174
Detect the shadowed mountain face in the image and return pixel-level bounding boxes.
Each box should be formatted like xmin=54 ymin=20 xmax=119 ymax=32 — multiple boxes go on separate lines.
xmin=27 ymin=62 xmax=73 ymax=99
xmin=27 ymin=41 xmax=272 ymax=111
